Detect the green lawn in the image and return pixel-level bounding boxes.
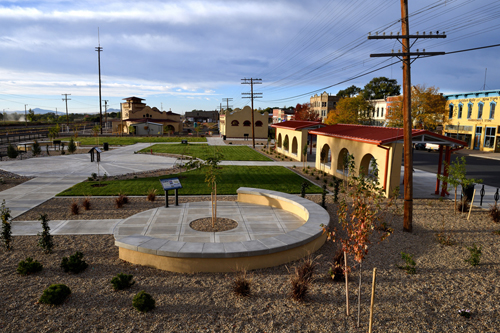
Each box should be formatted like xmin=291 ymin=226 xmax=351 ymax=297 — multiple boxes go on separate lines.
xmin=138 ymin=144 xmax=271 ymax=161
xmin=59 ymin=136 xmax=207 ymax=145
xmin=57 ymin=166 xmax=322 ymax=196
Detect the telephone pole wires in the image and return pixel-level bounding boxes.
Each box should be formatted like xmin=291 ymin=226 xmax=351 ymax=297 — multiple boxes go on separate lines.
xmin=368 ymin=0 xmax=445 ymax=232
xmin=241 ymin=78 xmax=262 ymax=148
xmin=62 ymin=94 xmax=71 ymax=128
xmin=96 ymin=28 xmax=103 ymax=135
xmin=222 ymin=98 xmax=233 ymax=113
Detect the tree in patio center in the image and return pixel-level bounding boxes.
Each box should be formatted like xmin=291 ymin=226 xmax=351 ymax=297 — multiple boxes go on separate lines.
xmin=204 ymin=147 xmax=224 ymax=228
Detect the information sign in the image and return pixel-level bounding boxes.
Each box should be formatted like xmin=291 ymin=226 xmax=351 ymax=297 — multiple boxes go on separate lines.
xmin=160 ymin=178 xmax=183 ymax=191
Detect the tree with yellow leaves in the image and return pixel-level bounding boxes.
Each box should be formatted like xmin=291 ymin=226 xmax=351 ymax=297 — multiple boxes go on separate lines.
xmin=325 ymin=95 xmax=371 ymax=125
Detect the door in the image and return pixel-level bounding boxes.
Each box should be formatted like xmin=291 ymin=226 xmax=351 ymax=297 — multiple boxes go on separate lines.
xmin=474 ymin=127 xmax=482 ymax=150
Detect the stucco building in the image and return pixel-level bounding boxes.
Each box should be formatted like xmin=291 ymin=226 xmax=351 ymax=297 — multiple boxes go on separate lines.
xmin=219 ymin=106 xmax=269 ymax=139
xmin=113 ymin=97 xmax=182 ymax=135
xmin=184 ymin=110 xmax=219 ymax=123
xmin=443 ymin=89 xmax=500 ymax=152
xmin=271 ymin=121 xmax=324 ymax=162
xmin=310 ymin=92 xmax=340 ymax=122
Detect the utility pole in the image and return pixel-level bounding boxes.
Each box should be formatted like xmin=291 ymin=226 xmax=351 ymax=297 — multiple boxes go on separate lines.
xmin=96 ymin=28 xmax=103 ymax=135
xmin=368 ymin=0 xmax=445 ymax=232
xmin=103 ymin=100 xmax=108 ymax=130
xmin=24 ymin=104 xmax=28 ymax=127
xmin=222 ymin=98 xmax=233 ymax=113
xmin=241 ymin=78 xmax=262 ymax=148
xmin=62 ymin=94 xmax=71 ymax=128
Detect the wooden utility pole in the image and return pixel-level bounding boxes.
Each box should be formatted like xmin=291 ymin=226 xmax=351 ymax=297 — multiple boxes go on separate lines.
xmin=103 ymin=100 xmax=108 ymax=130
xmin=96 ymin=28 xmax=103 ymax=135
xmin=241 ymin=78 xmax=262 ymax=148
xmin=368 ymin=0 xmax=445 ymax=232
xmin=222 ymin=98 xmax=233 ymax=113
xmin=62 ymin=94 xmax=71 ymax=128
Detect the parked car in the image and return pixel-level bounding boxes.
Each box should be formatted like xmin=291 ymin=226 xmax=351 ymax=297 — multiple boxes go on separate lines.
xmin=414 ymin=143 xmax=426 ymax=150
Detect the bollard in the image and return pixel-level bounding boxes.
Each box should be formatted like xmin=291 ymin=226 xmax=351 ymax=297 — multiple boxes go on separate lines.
xmin=495 ymin=188 xmax=499 ymax=206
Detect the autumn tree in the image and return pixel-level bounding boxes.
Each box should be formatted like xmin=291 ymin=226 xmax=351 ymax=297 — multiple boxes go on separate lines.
xmin=386 ymin=85 xmax=446 ymax=129
xmin=337 ymin=85 xmax=362 ymax=98
xmin=362 ymin=77 xmax=400 ymax=100
xmin=293 ymin=103 xmax=319 ymax=121
xmin=325 ymin=95 xmax=371 ymax=125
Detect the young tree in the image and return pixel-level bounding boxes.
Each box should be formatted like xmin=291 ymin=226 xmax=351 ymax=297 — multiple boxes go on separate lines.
xmin=386 ymin=85 xmax=446 ymax=129
xmin=67 ymin=138 xmax=77 ymax=154
xmin=325 ymin=95 xmax=371 ymax=125
xmin=294 ymin=103 xmax=319 ymax=121
xmin=302 ymin=144 xmax=308 ymax=170
xmin=362 ymin=77 xmax=400 ymax=100
xmin=1 ymin=200 xmax=13 ymax=250
xmin=204 ymin=148 xmax=223 ymax=228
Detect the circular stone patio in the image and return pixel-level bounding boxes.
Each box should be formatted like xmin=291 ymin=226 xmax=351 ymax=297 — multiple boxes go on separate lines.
xmin=114 ymin=188 xmax=330 ymax=273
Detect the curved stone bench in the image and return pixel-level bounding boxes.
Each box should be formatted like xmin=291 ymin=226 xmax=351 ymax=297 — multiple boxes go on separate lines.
xmin=115 ymin=187 xmax=330 ymax=273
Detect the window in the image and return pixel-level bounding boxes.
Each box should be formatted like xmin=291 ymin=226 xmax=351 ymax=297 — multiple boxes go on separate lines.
xmin=484 ymin=127 xmax=496 ymax=148
xmin=448 ymin=104 xmax=453 ymax=119
xmin=255 ymin=120 xmax=263 ymax=127
xmin=381 ymin=107 xmax=384 ymax=117
xmin=490 ymin=102 xmax=496 ymax=119
xmin=376 ymin=108 xmax=379 ymax=117
xmin=467 ymin=103 xmax=473 ymax=119
xmin=322 ymin=102 xmax=327 ymax=107
xmin=231 ymin=120 xmax=239 ymax=126
xmin=243 ymin=120 xmax=251 ymax=126
xmin=458 ymin=104 xmax=463 ymax=119
xmin=321 ymin=110 xmax=327 ymax=117
xmin=478 ymin=103 xmax=484 ymax=119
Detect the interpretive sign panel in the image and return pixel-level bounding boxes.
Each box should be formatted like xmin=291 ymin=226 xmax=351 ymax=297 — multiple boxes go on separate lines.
xmin=160 ymin=178 xmax=183 ymax=191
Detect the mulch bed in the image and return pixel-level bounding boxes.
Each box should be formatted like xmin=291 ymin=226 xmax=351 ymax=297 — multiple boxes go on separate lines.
xmin=190 ymin=217 xmax=238 ymax=232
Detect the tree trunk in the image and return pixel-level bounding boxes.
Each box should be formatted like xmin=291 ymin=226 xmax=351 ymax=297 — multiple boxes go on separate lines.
xmin=357 ymin=262 xmax=362 ymax=327
xmin=345 ymin=251 xmax=349 ymax=316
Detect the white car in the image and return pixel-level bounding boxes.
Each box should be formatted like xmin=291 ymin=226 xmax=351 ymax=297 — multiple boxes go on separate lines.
xmin=425 ymin=143 xmax=440 ymax=151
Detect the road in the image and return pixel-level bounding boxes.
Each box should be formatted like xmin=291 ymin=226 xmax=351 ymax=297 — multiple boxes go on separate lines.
xmin=411 ymin=150 xmax=500 ymax=189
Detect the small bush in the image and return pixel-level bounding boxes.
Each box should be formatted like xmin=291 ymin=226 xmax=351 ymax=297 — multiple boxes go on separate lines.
xmin=67 ymin=138 xmax=76 ymax=154
xmin=233 ymin=271 xmax=251 ymax=297
xmin=295 ymin=255 xmax=318 ymax=283
xmin=1 ymin=200 xmax=13 ymax=251
xmin=328 ymin=249 xmax=344 ymax=281
xmin=300 ymin=181 xmax=310 ymax=198
xmin=315 ymin=175 xmax=320 ymax=180
xmin=465 ymin=244 xmax=482 ymax=266
xmin=32 ymin=140 xmax=41 ymax=156
xmin=39 ymin=284 xmax=71 ymax=305
xmin=82 ymin=197 xmax=91 ymax=210
xmin=70 ymin=201 xmax=79 ymax=215
xmin=111 ymin=273 xmax=135 ymax=291
xmin=133 ymin=291 xmax=156 ymax=313
xmin=7 ymin=144 xmax=18 ymax=159
xmin=489 ymin=204 xmax=500 ymax=223
xmin=121 ymin=194 xmax=129 ymax=204
xmin=37 ymin=213 xmax=54 ymax=254
xmin=399 ymin=252 xmax=416 ymax=274
xmin=91 ymin=173 xmax=97 ymax=180
xmin=147 ymin=189 xmax=157 ymax=202
xmin=17 ymin=257 xmax=43 ymax=275
xmin=60 ymin=251 xmax=88 ymax=274
xmin=290 ymin=276 xmax=309 ymax=302
xmin=102 ymin=173 xmax=108 ymax=181
xmin=115 ymin=195 xmax=124 ymax=208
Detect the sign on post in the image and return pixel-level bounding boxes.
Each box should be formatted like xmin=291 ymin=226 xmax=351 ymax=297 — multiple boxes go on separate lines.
xmin=159 ymin=178 xmax=182 ymax=207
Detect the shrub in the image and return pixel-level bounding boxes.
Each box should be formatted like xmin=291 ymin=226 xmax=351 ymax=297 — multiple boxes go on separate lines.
xmin=132 ymin=291 xmax=155 ymax=313
xmin=91 ymin=173 xmax=97 ymax=180
xmin=300 ymin=181 xmax=310 ymax=198
xmin=111 ymin=273 xmax=135 ymax=291
xmin=233 ymin=271 xmax=251 ymax=297
xmin=120 ymin=193 xmax=129 ymax=204
xmin=321 ymin=184 xmax=327 ymax=208
xmin=489 ymin=204 xmax=500 ymax=223
xmin=39 ymin=284 xmax=71 ymax=305
xmin=7 ymin=144 xmax=18 ymax=159
xmin=290 ymin=276 xmax=309 ymax=302
xmin=37 ymin=213 xmax=54 ymax=254
xmin=315 ymin=175 xmax=320 ymax=180
xmin=399 ymin=252 xmax=416 ymax=274
xmin=1 ymin=200 xmax=13 ymax=250
xmin=60 ymin=251 xmax=88 ymax=274
xmin=465 ymin=244 xmax=482 ymax=266
xmin=102 ymin=173 xmax=108 ymax=181
xmin=147 ymin=189 xmax=157 ymax=202
xmin=32 ymin=140 xmax=41 ymax=156
xmin=70 ymin=201 xmax=79 ymax=215
xmin=67 ymin=138 xmax=76 ymax=154
xmin=115 ymin=195 xmax=124 ymax=208
xmin=328 ymin=249 xmax=344 ymax=281
xmin=295 ymin=256 xmax=318 ymax=283
xmin=17 ymin=257 xmax=43 ymax=275
xmin=82 ymin=197 xmax=91 ymax=210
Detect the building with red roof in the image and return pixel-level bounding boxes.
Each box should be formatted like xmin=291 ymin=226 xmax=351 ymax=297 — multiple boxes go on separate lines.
xmin=271 ymin=121 xmax=324 ymax=162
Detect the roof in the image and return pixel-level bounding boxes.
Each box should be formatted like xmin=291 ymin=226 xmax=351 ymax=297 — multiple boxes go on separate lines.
xmin=271 ymin=120 xmax=323 ymax=130
xmin=127 ymin=118 xmax=180 ymax=124
xmin=123 ymin=96 xmax=145 ymax=101
xmin=309 ymin=124 xmax=467 ymax=146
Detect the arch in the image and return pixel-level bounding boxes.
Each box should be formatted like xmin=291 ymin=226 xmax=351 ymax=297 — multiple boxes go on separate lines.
xmin=231 ymin=120 xmax=239 ymax=126
xmin=291 ymin=137 xmax=298 ymax=155
xmin=255 ymin=120 xmax=263 ymax=127
xmin=359 ymin=153 xmax=376 ymax=179
xmin=243 ymin=120 xmax=251 ymax=126
xmin=165 ymin=125 xmax=175 ymax=133
xmin=277 ymin=133 xmax=282 ymax=148
xmin=320 ymin=144 xmax=332 ymax=168
xmin=337 ymin=148 xmax=350 ymax=175
xmin=283 ymin=135 xmax=289 ymax=151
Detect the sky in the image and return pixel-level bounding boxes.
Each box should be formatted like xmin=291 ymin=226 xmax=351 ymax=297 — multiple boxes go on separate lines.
xmin=0 ymin=0 xmax=499 ymax=115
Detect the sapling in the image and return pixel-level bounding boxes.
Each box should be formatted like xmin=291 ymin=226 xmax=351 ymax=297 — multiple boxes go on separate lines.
xmin=1 ymin=200 xmax=13 ymax=250
xmin=37 ymin=213 xmax=54 ymax=254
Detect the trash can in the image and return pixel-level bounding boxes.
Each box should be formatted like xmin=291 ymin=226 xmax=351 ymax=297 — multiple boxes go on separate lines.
xmin=462 ymin=184 xmax=475 ymax=202
xmin=103 ymin=142 xmax=109 ymax=151
xmin=223 ymin=135 xmax=226 ymax=140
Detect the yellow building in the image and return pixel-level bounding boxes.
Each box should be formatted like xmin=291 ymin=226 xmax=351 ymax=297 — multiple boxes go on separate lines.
xmin=219 ymin=106 xmax=269 ymax=139
xmin=113 ymin=97 xmax=182 ymax=135
xmin=271 ymin=121 xmax=324 ymax=162
xmin=310 ymin=91 xmax=340 ymax=122
xmin=444 ymin=90 xmax=500 ymax=152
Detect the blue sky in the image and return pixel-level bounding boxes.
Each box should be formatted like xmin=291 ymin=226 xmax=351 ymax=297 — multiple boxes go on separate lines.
xmin=0 ymin=0 xmax=499 ymax=115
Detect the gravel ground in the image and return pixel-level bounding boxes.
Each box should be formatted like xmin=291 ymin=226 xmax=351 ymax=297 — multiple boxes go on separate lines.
xmin=2 ymin=195 xmax=500 ymax=332
xmin=0 ymin=169 xmax=34 ymax=192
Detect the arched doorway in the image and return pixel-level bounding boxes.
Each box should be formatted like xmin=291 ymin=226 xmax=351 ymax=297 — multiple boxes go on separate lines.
xmin=320 ymin=144 xmax=332 ymax=169
xmin=277 ymin=133 xmax=282 ymax=148
xmin=291 ymin=137 xmax=298 ymax=155
xmin=360 ymin=153 xmax=376 ymax=179
xmin=337 ymin=148 xmax=351 ymax=175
